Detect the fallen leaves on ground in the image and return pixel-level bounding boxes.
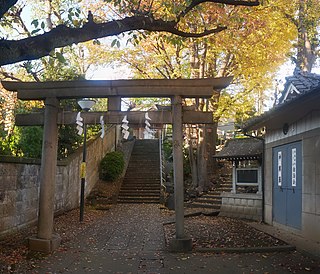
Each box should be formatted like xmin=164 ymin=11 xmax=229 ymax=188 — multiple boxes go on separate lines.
xmin=0 ymin=208 xmax=108 ymax=273
xmin=163 ymin=214 xmax=287 ymax=249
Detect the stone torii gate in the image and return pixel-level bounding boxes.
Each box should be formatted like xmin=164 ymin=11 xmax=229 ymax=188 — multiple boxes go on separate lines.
xmin=2 ymin=77 xmax=232 ymax=252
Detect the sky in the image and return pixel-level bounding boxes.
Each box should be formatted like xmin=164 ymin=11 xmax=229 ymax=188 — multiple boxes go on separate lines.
xmin=87 ymin=65 xmax=132 ymax=80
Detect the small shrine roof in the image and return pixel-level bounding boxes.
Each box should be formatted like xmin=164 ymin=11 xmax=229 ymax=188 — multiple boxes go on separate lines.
xmin=215 ymin=138 xmax=263 ymax=161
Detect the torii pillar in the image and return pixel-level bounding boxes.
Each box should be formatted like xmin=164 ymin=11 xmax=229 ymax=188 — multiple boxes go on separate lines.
xmin=29 ymin=97 xmax=61 ymax=253
xmin=169 ymin=95 xmax=192 ymax=251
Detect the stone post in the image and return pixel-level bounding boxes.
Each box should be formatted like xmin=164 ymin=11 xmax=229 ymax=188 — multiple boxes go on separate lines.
xmin=232 ymin=161 xmax=237 ymax=193
xmin=29 ymin=97 xmax=61 ymax=253
xmin=170 ymin=95 xmax=192 ymax=252
xmin=257 ymin=166 xmax=262 ymax=194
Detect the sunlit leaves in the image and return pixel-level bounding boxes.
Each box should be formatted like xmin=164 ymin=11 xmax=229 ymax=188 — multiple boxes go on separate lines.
xmin=114 ymin=1 xmax=297 ymax=123
xmin=55 ymin=51 xmax=66 ymax=63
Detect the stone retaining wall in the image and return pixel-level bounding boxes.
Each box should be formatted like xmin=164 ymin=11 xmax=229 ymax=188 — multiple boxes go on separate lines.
xmin=219 ymin=193 xmax=262 ymax=221
xmin=0 ymin=126 xmax=119 ymax=237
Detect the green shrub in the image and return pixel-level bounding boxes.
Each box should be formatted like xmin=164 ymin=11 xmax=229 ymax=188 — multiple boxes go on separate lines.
xmin=99 ymin=151 xmax=125 ymax=181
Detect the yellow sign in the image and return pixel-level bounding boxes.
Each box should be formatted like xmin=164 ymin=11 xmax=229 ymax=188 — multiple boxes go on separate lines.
xmin=80 ymin=162 xmax=86 ymax=178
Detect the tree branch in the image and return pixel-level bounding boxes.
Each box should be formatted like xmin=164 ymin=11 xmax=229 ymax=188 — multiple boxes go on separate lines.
xmin=0 ymin=16 xmax=227 ymax=66
xmin=166 ymin=26 xmax=227 ymax=37
xmin=177 ymin=0 xmax=260 ymax=21
xmin=0 ymin=0 xmax=18 ymax=18
xmin=0 ymin=0 xmax=260 ymax=66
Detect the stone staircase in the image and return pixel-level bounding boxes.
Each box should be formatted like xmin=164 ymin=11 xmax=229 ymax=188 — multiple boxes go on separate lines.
xmin=185 ymin=174 xmax=232 ymax=212
xmin=118 ymin=139 xmax=161 ymax=204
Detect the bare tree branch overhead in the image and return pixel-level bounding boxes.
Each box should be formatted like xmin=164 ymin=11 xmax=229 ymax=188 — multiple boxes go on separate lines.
xmin=0 ymin=0 xmax=260 ymax=66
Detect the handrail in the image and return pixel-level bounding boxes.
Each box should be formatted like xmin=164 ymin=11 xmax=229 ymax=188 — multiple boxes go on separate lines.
xmin=159 ymin=131 xmax=166 ymax=191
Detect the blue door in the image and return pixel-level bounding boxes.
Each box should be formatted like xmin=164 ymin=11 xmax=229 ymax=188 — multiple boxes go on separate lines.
xmin=273 ymin=141 xmax=302 ymax=230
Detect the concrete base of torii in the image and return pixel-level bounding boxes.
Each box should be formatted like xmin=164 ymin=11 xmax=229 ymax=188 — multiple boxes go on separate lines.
xmin=169 ymin=238 xmax=193 ymax=252
xmin=29 ymin=234 xmax=61 ymax=253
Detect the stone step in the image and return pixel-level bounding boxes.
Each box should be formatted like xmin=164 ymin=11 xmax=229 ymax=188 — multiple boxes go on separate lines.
xmin=95 ymin=204 xmax=113 ymax=210
xmin=120 ymin=187 xmax=160 ymax=192
xmin=134 ymin=140 xmax=158 ymax=144
xmin=131 ymin=149 xmax=159 ymax=152
xmin=122 ymin=183 xmax=159 ymax=185
xmin=185 ymin=203 xmax=221 ymax=209
xmin=123 ymin=174 xmax=160 ymax=178
xmin=199 ymin=193 xmax=221 ymax=198
xmin=218 ymin=187 xmax=232 ymax=192
xmin=121 ymin=182 xmax=160 ymax=185
xmin=131 ymin=148 xmax=159 ymax=152
xmin=120 ymin=188 xmax=160 ymax=196
xmin=127 ymin=159 xmax=159 ymax=163
xmin=131 ymin=153 xmax=159 ymax=156
xmin=123 ymin=178 xmax=160 ymax=182
xmin=118 ymin=193 xmax=160 ymax=198
xmin=195 ymin=197 xmax=222 ymax=204
xmin=95 ymin=197 xmax=113 ymax=205
xmin=123 ymin=177 xmax=160 ymax=182
xmin=219 ymin=182 xmax=233 ymax=186
xmin=125 ymin=168 xmax=160 ymax=172
xmin=132 ymin=146 xmax=159 ymax=150
xmin=126 ymin=166 xmax=159 ymax=171
xmin=122 ymin=180 xmax=160 ymax=184
xmin=118 ymin=193 xmax=159 ymax=200
xmin=118 ymin=196 xmax=160 ymax=203
xmin=128 ymin=159 xmax=159 ymax=164
xmin=124 ymin=177 xmax=160 ymax=181
xmin=117 ymin=139 xmax=160 ymax=204
xmin=128 ymin=160 xmax=160 ymax=166
xmin=132 ymin=152 xmax=158 ymax=155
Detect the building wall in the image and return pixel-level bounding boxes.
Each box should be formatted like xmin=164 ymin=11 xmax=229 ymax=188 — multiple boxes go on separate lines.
xmin=0 ymin=126 xmax=119 ymax=237
xmin=264 ymin=112 xmax=320 ymax=242
xmin=220 ymin=193 xmax=262 ymax=221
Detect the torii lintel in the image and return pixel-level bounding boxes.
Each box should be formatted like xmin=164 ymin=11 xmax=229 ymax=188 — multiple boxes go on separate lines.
xmin=1 ymin=77 xmax=233 ymax=100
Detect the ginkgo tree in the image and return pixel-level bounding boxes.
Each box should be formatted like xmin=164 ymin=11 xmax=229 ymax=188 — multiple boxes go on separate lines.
xmin=108 ymin=1 xmax=296 ymax=190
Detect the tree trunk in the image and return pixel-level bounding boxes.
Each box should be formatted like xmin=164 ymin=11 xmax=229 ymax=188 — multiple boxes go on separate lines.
xmin=296 ymin=0 xmax=317 ymax=72
xmin=189 ymin=139 xmax=198 ymax=189
xmin=197 ymin=125 xmax=208 ymax=192
xmin=205 ymin=122 xmax=218 ymax=177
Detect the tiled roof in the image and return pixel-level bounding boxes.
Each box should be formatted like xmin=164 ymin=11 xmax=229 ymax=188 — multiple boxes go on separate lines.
xmin=215 ymin=138 xmax=263 ymax=160
xmin=242 ymin=69 xmax=320 ymax=132
xmin=278 ymin=68 xmax=320 ymax=104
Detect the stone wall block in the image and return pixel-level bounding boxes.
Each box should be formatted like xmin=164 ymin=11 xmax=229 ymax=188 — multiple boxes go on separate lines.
xmin=254 ymin=199 xmax=262 ymax=208
xmin=0 ymin=174 xmax=17 ymax=190
xmin=0 ymin=126 xmax=121 ymax=236
xmin=247 ymin=199 xmax=254 ymax=207
xmin=0 ymin=164 xmax=18 ymax=176
xmin=235 ymin=198 xmax=241 ymax=206
xmin=241 ymin=199 xmax=248 ymax=206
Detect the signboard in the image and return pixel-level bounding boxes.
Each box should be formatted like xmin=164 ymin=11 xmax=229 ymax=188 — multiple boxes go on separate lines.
xmin=278 ymin=151 xmax=282 ymax=186
xmin=292 ymin=148 xmax=297 ymax=187
xmin=236 ymin=168 xmax=258 ymax=185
